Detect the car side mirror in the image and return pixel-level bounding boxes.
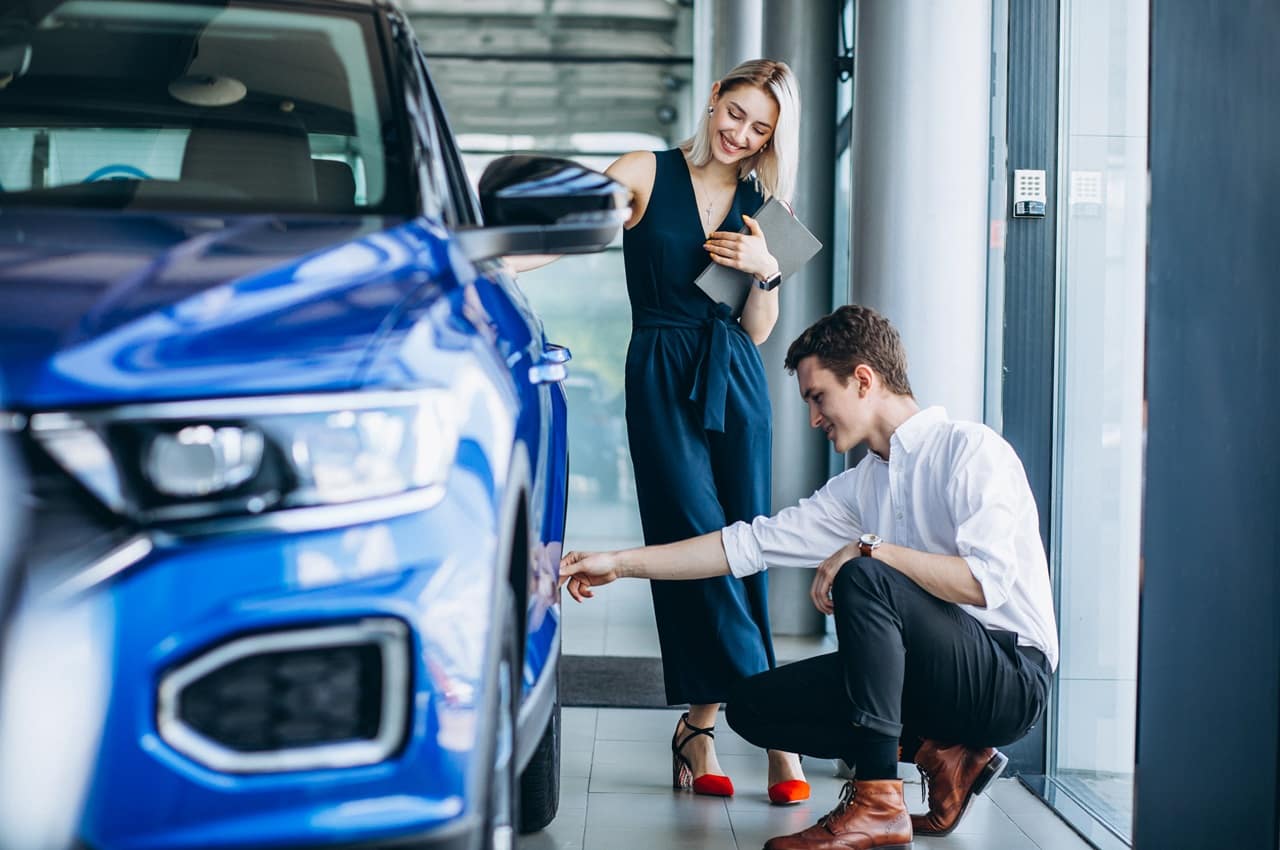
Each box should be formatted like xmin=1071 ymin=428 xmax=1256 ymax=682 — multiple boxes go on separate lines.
xmin=0 ymin=43 xmax=32 ymax=79
xmin=456 ymin=155 xmax=628 ymax=262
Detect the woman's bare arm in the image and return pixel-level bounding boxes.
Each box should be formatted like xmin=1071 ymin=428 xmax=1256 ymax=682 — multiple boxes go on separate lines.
xmin=739 ymin=284 xmax=780 ymax=344
xmin=505 ymin=254 xmax=561 ymax=274
xmin=604 ymin=151 xmax=656 ymax=229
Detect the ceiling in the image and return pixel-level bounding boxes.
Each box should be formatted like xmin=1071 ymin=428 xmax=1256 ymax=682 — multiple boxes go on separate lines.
xmin=402 ymin=0 xmax=694 ymax=148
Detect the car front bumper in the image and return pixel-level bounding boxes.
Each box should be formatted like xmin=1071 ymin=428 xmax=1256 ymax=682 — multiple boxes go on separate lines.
xmin=59 ymin=472 xmax=507 ymax=850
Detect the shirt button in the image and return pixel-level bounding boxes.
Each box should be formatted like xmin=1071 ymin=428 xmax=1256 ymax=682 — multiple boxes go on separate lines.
xmin=896 ymin=512 xmax=904 ymax=520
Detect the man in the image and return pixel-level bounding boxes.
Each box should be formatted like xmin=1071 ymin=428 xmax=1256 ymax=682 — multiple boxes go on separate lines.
xmin=561 ymin=305 xmax=1057 ymax=849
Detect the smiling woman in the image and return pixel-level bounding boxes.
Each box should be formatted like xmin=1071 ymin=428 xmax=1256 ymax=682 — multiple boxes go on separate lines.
xmin=0 ymin=0 xmax=408 ymax=213
xmin=574 ymin=58 xmax=810 ymax=805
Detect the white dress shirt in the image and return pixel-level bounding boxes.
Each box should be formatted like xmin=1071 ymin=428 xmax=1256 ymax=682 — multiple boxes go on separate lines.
xmin=721 ymin=406 xmax=1059 ymax=670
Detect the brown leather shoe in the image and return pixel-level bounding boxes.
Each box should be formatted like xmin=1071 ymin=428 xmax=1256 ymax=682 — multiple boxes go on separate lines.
xmin=763 ymin=779 xmax=912 ymax=850
xmin=911 ymin=739 xmax=1008 ymax=836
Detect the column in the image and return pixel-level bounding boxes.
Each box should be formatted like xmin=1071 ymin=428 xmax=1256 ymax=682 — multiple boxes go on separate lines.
xmin=693 ymin=0 xmax=763 ymax=103
xmin=760 ymin=0 xmax=840 ymax=635
xmin=850 ymin=0 xmax=993 ymax=423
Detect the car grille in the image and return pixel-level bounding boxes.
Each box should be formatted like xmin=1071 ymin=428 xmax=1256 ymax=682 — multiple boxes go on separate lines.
xmin=178 ymin=642 xmax=384 ymax=752
xmin=159 ymin=619 xmax=410 ymax=773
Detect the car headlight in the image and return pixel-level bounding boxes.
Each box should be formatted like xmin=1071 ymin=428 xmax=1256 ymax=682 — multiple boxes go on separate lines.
xmin=29 ymin=390 xmax=459 ymax=523
xmin=145 ymin=425 xmax=265 ymax=498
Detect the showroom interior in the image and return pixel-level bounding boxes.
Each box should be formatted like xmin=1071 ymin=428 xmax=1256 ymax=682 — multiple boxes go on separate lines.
xmin=422 ymin=1 xmax=1276 ymax=848
xmin=0 ymin=1 xmax=1275 ymax=849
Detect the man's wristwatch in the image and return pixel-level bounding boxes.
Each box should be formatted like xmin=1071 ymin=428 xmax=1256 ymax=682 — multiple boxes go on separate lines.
xmin=755 ymin=270 xmax=783 ymax=291
xmin=858 ymin=533 xmax=882 ymax=558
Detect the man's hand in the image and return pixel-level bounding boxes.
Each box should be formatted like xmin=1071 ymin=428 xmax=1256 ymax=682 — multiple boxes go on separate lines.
xmin=810 ymin=542 xmax=860 ymax=614
xmin=559 ymin=550 xmax=623 ymax=602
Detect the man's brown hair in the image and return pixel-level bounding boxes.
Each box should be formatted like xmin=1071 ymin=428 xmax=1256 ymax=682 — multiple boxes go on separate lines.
xmin=784 ymin=304 xmax=913 ymax=396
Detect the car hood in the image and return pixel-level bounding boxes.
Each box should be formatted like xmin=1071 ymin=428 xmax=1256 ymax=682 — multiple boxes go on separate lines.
xmin=0 ymin=208 xmax=445 ymax=409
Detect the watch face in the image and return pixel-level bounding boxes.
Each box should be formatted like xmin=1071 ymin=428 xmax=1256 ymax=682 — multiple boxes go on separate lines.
xmin=859 ymin=533 xmax=881 ymax=547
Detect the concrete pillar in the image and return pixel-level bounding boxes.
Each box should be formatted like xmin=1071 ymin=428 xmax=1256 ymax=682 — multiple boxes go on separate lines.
xmin=760 ymin=0 xmax=840 ymax=635
xmin=694 ymin=0 xmax=763 ymax=100
xmin=850 ymin=0 xmax=993 ymax=423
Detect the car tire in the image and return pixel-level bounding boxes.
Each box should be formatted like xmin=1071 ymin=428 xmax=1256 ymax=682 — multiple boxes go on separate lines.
xmin=483 ymin=589 xmax=520 ymax=850
xmin=517 ymin=677 xmax=560 ymax=834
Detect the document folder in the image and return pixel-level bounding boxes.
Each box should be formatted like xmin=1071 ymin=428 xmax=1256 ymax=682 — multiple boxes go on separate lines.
xmin=693 ymin=197 xmax=823 ymax=319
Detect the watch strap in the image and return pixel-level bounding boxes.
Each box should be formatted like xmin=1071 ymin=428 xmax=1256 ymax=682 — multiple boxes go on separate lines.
xmin=755 ymin=271 xmax=783 ymax=291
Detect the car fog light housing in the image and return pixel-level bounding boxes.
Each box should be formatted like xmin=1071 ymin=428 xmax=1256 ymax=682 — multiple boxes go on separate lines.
xmin=145 ymin=425 xmax=265 ymax=497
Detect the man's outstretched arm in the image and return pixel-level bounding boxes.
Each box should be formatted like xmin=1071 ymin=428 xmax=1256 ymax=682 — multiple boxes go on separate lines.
xmin=559 ymin=531 xmax=730 ymax=602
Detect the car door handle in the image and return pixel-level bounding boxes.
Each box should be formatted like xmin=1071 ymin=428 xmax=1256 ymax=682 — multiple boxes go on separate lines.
xmin=542 ymin=344 xmax=572 ymax=364
xmin=529 ymin=362 xmax=567 ymax=384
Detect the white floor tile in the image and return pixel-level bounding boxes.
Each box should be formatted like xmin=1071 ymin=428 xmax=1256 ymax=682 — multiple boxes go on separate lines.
xmin=594 ymin=706 xmax=680 ymax=742
xmin=583 ymin=791 xmax=732 ymax=832
xmin=583 ymin=825 xmax=737 ymax=850
xmin=603 ymin=623 xmax=662 ymax=655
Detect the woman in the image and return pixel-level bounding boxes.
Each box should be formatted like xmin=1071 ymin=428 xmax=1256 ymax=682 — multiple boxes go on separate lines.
xmin=518 ymin=59 xmax=808 ymax=803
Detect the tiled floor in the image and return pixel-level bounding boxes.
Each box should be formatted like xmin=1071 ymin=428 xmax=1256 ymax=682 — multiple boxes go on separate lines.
xmin=543 ymin=513 xmax=1093 ymax=849
xmin=519 ymin=707 xmax=1092 ymax=850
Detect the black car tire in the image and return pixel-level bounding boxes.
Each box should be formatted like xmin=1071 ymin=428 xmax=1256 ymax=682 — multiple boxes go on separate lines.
xmin=517 ymin=677 xmax=560 ymax=834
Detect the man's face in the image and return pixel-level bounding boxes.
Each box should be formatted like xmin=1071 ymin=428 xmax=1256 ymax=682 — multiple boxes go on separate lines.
xmin=796 ymin=356 xmax=867 ymax=454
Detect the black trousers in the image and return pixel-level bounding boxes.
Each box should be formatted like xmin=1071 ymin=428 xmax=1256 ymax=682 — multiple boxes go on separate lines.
xmin=726 ymin=558 xmax=1051 ymax=766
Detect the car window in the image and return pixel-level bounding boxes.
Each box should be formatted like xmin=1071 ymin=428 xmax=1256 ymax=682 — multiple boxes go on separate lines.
xmin=418 ymin=58 xmax=482 ymax=228
xmin=0 ymin=0 xmax=413 ymax=215
xmin=403 ymin=50 xmax=478 ymax=228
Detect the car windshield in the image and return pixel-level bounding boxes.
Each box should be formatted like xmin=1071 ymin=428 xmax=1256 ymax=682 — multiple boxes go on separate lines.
xmin=0 ymin=0 xmax=412 ymax=214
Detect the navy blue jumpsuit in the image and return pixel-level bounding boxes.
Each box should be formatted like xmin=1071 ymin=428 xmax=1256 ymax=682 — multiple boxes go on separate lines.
xmin=623 ymin=148 xmax=776 ymax=705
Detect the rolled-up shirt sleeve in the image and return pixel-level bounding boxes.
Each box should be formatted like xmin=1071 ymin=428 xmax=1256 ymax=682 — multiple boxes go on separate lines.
xmin=949 ymin=434 xmax=1030 ymax=611
xmin=722 ymin=470 xmax=862 ymax=579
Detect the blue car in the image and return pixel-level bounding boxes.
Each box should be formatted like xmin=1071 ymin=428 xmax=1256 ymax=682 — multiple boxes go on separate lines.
xmin=0 ymin=1 xmax=624 ymax=847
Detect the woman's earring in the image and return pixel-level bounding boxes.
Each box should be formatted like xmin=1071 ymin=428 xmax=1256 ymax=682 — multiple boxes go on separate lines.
xmin=707 ymin=105 xmax=714 ymax=114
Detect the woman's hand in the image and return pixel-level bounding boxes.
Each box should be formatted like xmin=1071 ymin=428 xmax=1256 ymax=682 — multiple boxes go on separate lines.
xmin=705 ymin=214 xmax=780 ymax=281
xmin=809 ymin=542 xmax=861 ymax=614
xmin=559 ymin=550 xmax=623 ymax=602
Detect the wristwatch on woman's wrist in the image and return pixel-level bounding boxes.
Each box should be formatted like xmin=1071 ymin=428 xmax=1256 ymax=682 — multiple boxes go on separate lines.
xmin=755 ymin=270 xmax=783 ymax=291
xmin=858 ymin=533 xmax=882 ymax=558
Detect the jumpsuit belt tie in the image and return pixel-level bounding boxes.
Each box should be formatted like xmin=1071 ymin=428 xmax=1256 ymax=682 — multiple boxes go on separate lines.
xmin=633 ymin=303 xmax=735 ymax=433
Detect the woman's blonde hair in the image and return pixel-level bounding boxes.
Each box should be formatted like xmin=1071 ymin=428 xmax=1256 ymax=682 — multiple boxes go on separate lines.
xmin=681 ymin=58 xmax=801 ymax=202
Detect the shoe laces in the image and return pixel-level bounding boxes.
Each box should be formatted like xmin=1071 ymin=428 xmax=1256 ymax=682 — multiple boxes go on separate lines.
xmin=916 ymin=764 xmax=933 ymax=806
xmin=818 ymin=781 xmax=857 ymax=827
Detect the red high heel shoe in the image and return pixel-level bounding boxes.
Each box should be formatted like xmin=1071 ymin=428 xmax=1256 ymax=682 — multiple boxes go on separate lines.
xmin=767 ymin=753 xmax=810 ymax=805
xmin=671 ymin=712 xmax=734 ymax=797
xmin=767 ymin=779 xmax=811 ymax=805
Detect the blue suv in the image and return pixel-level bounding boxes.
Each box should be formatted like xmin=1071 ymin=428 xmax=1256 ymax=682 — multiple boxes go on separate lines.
xmin=0 ymin=1 xmax=624 ymax=848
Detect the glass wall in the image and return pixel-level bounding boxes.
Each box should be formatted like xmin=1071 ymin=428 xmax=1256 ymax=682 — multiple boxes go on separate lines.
xmin=1048 ymin=0 xmax=1149 ymax=840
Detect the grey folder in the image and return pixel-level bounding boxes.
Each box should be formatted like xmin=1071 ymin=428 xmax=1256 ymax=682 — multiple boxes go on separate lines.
xmin=693 ymin=197 xmax=823 ymax=318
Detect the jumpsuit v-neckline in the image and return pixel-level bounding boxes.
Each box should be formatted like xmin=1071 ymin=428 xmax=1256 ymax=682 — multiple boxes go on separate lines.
xmin=678 ymin=153 xmax=738 ymax=240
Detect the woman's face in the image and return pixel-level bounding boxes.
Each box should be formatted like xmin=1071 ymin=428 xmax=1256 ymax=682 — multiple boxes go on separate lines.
xmin=707 ymin=84 xmax=779 ymax=166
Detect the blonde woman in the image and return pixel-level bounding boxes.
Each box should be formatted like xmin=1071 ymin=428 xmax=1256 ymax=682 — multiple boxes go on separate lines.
xmin=596 ymin=59 xmax=806 ymax=803
xmin=515 ymin=59 xmax=807 ymax=801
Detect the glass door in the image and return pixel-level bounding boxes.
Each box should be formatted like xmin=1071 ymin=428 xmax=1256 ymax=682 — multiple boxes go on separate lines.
xmin=1047 ymin=0 xmax=1149 ymax=841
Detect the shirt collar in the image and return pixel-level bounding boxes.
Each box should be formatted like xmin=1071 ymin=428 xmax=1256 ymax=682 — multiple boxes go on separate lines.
xmin=889 ymin=406 xmax=949 ymax=455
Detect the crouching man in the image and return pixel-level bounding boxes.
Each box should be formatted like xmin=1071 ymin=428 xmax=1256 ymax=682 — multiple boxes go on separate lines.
xmin=560 ymin=305 xmax=1057 ymax=849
